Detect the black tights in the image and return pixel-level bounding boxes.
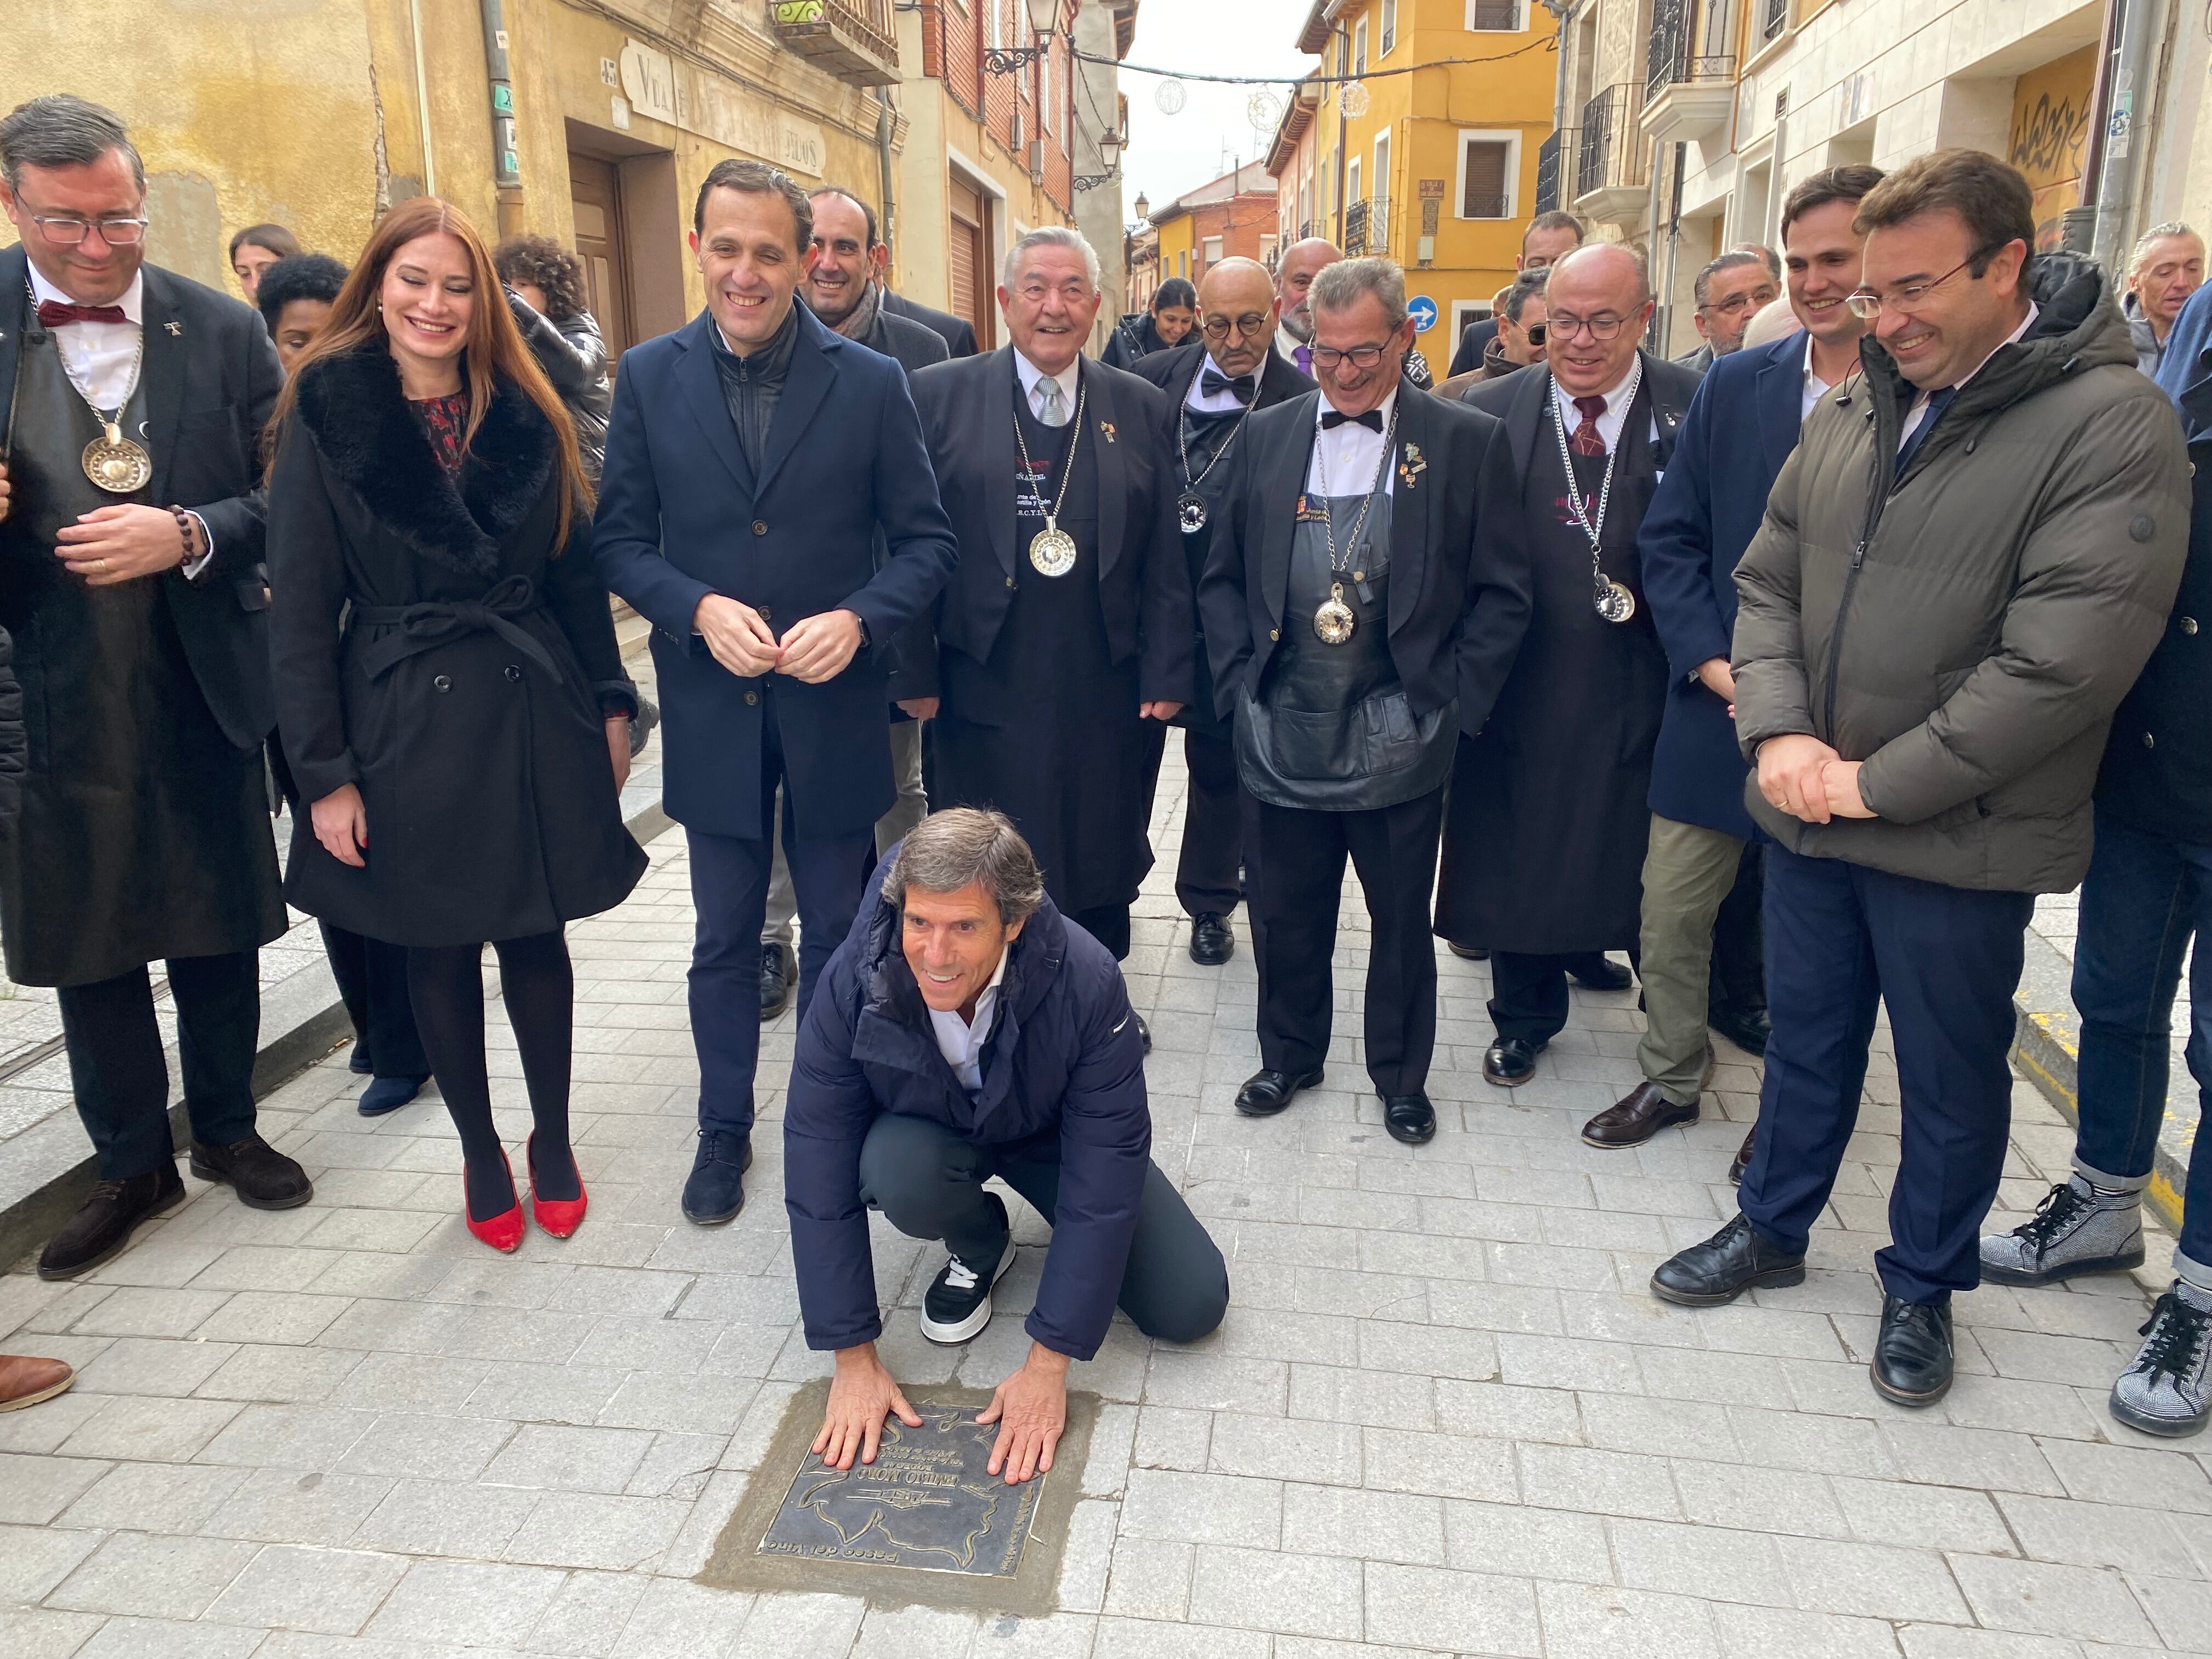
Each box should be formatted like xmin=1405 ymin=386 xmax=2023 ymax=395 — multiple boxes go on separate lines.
xmin=407 ymin=930 xmax=579 ymax=1222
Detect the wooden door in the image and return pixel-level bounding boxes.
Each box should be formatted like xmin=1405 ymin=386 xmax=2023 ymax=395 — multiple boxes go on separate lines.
xmin=567 ymin=152 xmax=633 ymax=360
xmin=948 ymin=177 xmax=992 ymax=351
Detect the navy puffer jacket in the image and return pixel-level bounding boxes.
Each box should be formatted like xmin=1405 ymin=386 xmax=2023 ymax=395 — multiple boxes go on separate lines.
xmin=785 ymin=864 xmax=1152 ymax=1361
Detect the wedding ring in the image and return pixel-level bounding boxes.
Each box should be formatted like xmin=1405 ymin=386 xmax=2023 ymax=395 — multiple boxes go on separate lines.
xmin=97 ymin=557 xmax=109 ymax=572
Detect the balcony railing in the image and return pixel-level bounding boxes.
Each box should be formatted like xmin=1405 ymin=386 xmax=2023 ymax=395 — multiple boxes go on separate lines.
xmin=1345 ymin=197 xmax=1389 ymax=253
xmin=1648 ymin=0 xmax=1738 ymax=95
xmin=1535 ymin=129 xmax=1566 ymax=214
xmin=1576 ymin=84 xmax=1649 ymax=203
xmin=1763 ymin=0 xmax=1790 ymax=42
xmin=770 ymin=0 xmax=901 ymax=88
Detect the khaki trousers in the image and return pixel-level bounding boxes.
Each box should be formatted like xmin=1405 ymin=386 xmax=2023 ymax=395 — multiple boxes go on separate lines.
xmin=1636 ymin=813 xmax=1748 ymax=1107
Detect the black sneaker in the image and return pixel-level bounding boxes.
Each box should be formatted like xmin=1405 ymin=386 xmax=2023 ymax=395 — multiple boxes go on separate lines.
xmin=189 ymin=1133 xmax=314 ymax=1210
xmin=38 ymin=1164 xmax=186 ymax=1279
xmin=2109 ymin=1281 xmax=2212 ymax=1437
xmin=920 ymin=1193 xmax=1013 ymax=1345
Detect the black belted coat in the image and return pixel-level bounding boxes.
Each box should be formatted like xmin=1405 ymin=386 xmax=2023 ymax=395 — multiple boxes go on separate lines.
xmin=268 ymin=346 xmax=646 ymax=947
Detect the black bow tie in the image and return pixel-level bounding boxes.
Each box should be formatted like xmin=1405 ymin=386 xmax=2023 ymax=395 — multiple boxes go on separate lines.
xmin=1200 ymin=368 xmax=1257 ymax=404
xmin=1320 ymin=407 xmax=1384 ymax=432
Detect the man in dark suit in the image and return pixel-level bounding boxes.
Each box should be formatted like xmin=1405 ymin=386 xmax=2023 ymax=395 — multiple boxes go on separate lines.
xmin=594 ymin=159 xmax=958 ymax=1224
xmin=1438 ymin=243 xmax=1703 ymax=1091
xmin=1586 ymin=166 xmax=1882 ymax=1161
xmin=1131 ymin=256 xmax=1313 ymax=968
xmin=906 ymin=228 xmax=1189 ymax=1011
xmin=1203 ymin=256 xmax=1530 ymax=1146
xmin=0 ymin=95 xmax=311 ymax=1278
xmin=1446 ymin=211 xmax=1588 ymax=377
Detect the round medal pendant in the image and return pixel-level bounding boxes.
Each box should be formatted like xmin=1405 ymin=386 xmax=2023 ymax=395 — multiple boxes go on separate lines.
xmin=1595 ymin=578 xmax=1637 ymax=624
xmin=1176 ymin=490 xmax=1207 ymax=535
xmin=1029 ymin=523 xmax=1078 ymax=578
xmin=83 ymin=423 xmax=152 ymax=494
xmin=1313 ymin=582 xmax=1357 ymax=645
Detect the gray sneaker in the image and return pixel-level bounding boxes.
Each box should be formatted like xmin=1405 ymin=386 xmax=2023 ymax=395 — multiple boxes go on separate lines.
xmin=1979 ymin=1176 xmax=2145 ymax=1285
xmin=2109 ymin=1280 xmax=2211 ymax=1438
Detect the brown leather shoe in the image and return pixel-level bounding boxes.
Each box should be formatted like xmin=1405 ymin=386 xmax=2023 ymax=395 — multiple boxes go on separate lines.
xmin=1727 ymin=1125 xmax=1756 ymax=1186
xmin=1582 ymin=1081 xmax=1700 ymax=1148
xmin=0 ymin=1354 xmax=75 ymax=1412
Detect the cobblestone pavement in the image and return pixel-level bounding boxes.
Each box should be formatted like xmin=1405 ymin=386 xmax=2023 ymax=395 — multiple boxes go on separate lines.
xmin=3 ymin=745 xmax=2209 ymax=1659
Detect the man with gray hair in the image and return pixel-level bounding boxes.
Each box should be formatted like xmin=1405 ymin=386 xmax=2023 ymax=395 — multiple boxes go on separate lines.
xmin=907 ymin=229 xmax=1189 ymax=1012
xmin=786 ymin=808 xmax=1228 ymax=1485
xmin=2124 ymin=222 xmax=2204 ymax=376
xmin=1675 ymin=249 xmax=1779 ymax=370
xmin=0 ymin=94 xmax=313 ymax=1280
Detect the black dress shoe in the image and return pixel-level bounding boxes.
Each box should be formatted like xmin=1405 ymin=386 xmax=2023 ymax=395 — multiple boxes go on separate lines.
xmin=1447 ymin=941 xmax=1489 ymax=961
xmin=1482 ymin=1037 xmax=1545 ymax=1087
xmin=1566 ymin=954 xmax=1634 ymax=992
xmin=1189 ymin=913 xmax=1235 ymax=966
xmin=1382 ymin=1093 xmax=1436 ymax=1144
xmin=1726 ymin=1125 xmax=1756 ymax=1186
xmin=760 ymin=943 xmax=794 ymax=1022
xmin=1710 ymin=1004 xmax=1771 ymax=1057
xmin=1871 ymin=1294 xmax=1955 ymax=1406
xmin=1581 ymin=1081 xmax=1699 ymax=1148
xmin=1651 ymin=1213 xmax=1807 ymax=1307
xmin=1235 ymin=1067 xmax=1324 ymax=1116
xmin=682 ymin=1130 xmax=755 ymax=1225
xmin=1137 ymin=1014 xmax=1152 ymax=1053
xmin=189 ymin=1133 xmax=314 ymax=1210
xmin=38 ymin=1165 xmax=185 ymax=1280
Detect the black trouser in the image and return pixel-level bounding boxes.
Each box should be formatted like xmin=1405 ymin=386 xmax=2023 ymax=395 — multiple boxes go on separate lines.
xmin=1175 ymin=727 xmax=1244 ymax=918
xmin=1248 ymin=787 xmax=1446 ymax=1096
xmin=1709 ymin=842 xmax=1767 ymax=1017
xmin=1068 ymin=904 xmax=1132 ymax=962
xmin=59 ymin=951 xmax=260 ymax=1181
xmin=323 ymin=923 xmax=429 ymax=1080
xmin=1487 ymin=948 xmax=1639 ymax=1047
xmin=854 ymin=1111 xmax=1229 ymax=1345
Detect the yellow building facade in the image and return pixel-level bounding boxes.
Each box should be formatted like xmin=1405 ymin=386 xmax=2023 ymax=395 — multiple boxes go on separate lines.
xmin=1272 ymin=0 xmax=1558 ymax=351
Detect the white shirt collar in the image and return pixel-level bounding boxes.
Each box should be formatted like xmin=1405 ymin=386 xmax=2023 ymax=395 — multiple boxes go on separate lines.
xmin=926 ymin=945 xmax=1011 ymax=1094
xmin=1313 ymin=385 xmax=1398 ymax=431
xmin=27 ymin=262 xmax=144 ymax=325
xmin=1014 ymin=348 xmax=1080 ymax=408
xmin=1549 ymin=358 xmax=1644 ymax=457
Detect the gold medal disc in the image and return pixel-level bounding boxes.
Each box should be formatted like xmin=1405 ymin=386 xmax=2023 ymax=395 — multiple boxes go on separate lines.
xmin=83 ymin=422 xmax=152 ymax=494
xmin=1595 ymin=578 xmax=1637 ymax=624
xmin=1029 ymin=524 xmax=1077 ymax=577
xmin=1313 ymin=582 xmax=1357 ymax=645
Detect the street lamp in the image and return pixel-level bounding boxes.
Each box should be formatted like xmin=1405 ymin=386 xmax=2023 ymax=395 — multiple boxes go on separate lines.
xmin=1133 ymin=190 xmax=1150 ymax=221
xmin=984 ymin=0 xmax=1062 ymax=72
xmin=1075 ymin=128 xmax=1124 ymax=192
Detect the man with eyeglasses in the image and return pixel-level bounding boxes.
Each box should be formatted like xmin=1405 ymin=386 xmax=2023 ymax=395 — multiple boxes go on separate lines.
xmin=0 ymin=95 xmax=313 ymax=1279
xmin=907 ymin=229 xmax=1188 ymax=1023
xmin=1130 ymin=258 xmax=1313 ymax=970
xmin=1674 ymin=250 xmax=1779 ymax=372
xmin=1653 ymin=149 xmax=2190 ymax=1413
xmin=1440 ymin=242 xmax=1702 ymax=1092
xmin=1201 ymin=256 xmax=1529 ymax=1147
xmin=1448 ymin=210 xmax=1588 ymax=378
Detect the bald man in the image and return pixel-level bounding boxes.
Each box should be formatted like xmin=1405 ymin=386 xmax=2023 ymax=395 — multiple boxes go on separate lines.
xmin=1132 ymin=258 xmax=1315 ymax=964
xmin=1439 ymin=243 xmax=1705 ymax=1095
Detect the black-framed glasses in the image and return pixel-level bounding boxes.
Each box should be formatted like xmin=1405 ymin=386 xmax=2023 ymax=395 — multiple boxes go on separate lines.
xmin=1201 ymin=312 xmax=1271 ymax=340
xmin=1847 ymin=245 xmax=2001 ymax=319
xmin=1309 ymin=342 xmax=1393 ymax=370
xmin=29 ymin=213 xmax=148 ymax=247
xmin=1546 ymin=313 xmax=1630 ymax=341
xmin=1523 ymin=323 xmax=1548 ymax=346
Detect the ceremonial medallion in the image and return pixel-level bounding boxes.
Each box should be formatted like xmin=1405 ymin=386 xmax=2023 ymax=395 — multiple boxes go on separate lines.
xmin=1176 ymin=490 xmax=1207 ymax=535
xmin=83 ymin=421 xmax=153 ymax=494
xmin=1314 ymin=582 xmax=1357 ymax=645
xmin=1029 ymin=523 xmax=1078 ymax=577
xmin=1595 ymin=578 xmax=1637 ymax=624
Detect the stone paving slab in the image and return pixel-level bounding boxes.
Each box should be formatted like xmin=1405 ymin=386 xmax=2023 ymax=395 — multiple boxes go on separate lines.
xmin=2 ymin=739 xmax=2209 ymax=1657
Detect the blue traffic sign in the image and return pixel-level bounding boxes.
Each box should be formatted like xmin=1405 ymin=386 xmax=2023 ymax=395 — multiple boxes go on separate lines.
xmin=1407 ymin=295 xmax=1438 ymax=334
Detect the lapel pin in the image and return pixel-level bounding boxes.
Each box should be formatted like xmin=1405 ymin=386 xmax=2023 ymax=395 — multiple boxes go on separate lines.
xmin=1398 ymin=441 xmax=1426 ymax=490
xmin=164 ymin=321 xmax=183 ymax=336
xmin=1098 ymin=420 xmax=1116 ymax=443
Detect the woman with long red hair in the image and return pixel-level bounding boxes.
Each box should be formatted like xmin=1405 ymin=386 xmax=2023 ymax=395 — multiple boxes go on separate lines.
xmin=267 ymin=198 xmax=646 ymax=1251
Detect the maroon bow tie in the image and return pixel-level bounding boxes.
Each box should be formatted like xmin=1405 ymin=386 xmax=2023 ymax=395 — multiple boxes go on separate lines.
xmin=36 ymin=300 xmax=129 ymax=329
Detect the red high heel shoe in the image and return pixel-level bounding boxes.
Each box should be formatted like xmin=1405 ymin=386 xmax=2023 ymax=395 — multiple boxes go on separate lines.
xmin=527 ymin=1133 xmax=588 ymax=1240
xmin=464 ymin=1148 xmax=524 ymax=1254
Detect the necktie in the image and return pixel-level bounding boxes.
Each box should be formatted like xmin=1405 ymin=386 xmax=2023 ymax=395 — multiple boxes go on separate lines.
xmin=1569 ymin=394 xmax=1608 ymax=458
xmin=1320 ymin=408 xmax=1384 ymax=432
xmin=1035 ymin=376 xmax=1068 ymax=427
xmin=1294 ymin=342 xmax=1313 ymax=376
xmin=36 ymin=300 xmax=128 ymax=328
xmin=1200 ymin=368 xmax=1256 ymax=404
xmin=1895 ymin=385 xmax=1957 ymax=477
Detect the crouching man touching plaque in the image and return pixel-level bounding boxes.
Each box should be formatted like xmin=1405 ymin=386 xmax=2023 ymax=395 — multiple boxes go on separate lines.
xmin=785 ymin=808 xmax=1229 ymax=1485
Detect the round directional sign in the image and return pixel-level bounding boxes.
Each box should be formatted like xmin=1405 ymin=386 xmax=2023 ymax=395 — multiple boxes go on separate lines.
xmin=1407 ymin=295 xmax=1438 ymax=334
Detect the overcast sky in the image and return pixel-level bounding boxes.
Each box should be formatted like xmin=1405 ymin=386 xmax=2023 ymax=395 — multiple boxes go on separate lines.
xmin=1111 ymin=0 xmax=1317 ymax=226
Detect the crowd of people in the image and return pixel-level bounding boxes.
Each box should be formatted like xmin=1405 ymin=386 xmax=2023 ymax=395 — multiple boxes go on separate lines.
xmin=0 ymin=89 xmax=2207 ymax=1473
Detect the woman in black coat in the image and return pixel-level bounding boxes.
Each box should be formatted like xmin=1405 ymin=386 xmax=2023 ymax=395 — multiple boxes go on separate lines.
xmin=268 ymin=198 xmax=646 ymax=1252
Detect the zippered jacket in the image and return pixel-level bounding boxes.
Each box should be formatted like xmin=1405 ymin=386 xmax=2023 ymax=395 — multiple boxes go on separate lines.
xmin=1731 ymin=253 xmax=2189 ymax=891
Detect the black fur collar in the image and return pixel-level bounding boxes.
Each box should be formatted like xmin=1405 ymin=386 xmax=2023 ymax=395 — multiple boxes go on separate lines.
xmin=293 ymin=344 xmax=554 ymax=579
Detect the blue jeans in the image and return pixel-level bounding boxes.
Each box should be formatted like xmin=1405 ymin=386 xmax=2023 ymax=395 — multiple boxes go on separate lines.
xmin=2072 ymin=809 xmax=2212 ymax=1286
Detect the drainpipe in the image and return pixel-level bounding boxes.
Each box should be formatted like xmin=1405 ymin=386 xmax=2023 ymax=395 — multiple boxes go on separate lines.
xmin=2068 ymin=0 xmax=2124 ymax=253
xmin=2091 ymin=0 xmax=2157 ymax=273
xmin=877 ymin=89 xmax=899 ymax=287
xmin=408 ymin=0 xmax=437 ymax=199
xmin=478 ymin=0 xmax=524 ymax=236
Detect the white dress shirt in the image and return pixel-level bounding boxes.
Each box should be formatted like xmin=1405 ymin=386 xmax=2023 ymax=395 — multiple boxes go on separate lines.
xmin=1014 ymin=349 xmax=1080 ymax=426
xmin=1184 ymin=355 xmax=1256 ymax=414
xmin=1897 ymin=302 xmax=2039 ymax=452
xmin=928 ymin=949 xmax=1009 ymax=1096
xmin=29 ymin=263 xmax=145 ymax=413
xmin=1802 ymin=334 xmax=1836 ymax=423
xmin=1305 ymin=387 xmax=1398 ymax=498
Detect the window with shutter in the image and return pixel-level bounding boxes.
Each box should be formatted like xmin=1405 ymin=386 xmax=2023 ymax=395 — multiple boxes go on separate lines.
xmin=1461 ymin=140 xmax=1509 ymax=217
xmin=1468 ymin=0 xmax=1519 ymax=29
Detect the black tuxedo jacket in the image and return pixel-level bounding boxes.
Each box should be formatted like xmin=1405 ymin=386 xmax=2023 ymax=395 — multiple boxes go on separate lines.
xmin=881 ymin=288 xmax=979 ymax=359
xmin=0 ymin=244 xmax=282 ymax=749
xmin=1200 ymin=380 xmax=1531 ymax=735
xmin=907 ymin=347 xmax=1192 ymax=705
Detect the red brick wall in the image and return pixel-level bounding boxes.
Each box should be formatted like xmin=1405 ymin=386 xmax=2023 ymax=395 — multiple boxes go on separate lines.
xmin=1186 ymin=191 xmax=1280 ymax=280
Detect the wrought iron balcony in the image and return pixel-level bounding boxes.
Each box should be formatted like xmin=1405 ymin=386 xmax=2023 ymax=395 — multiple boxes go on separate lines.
xmin=1535 ymin=130 xmax=1567 ymax=215
xmin=1644 ymin=0 xmax=1736 ymax=143
xmin=770 ymin=0 xmax=901 ymax=88
xmin=1345 ymin=197 xmax=1390 ymax=254
xmin=1575 ymin=85 xmax=1650 ymax=223
xmin=1763 ymin=0 xmax=1790 ymax=43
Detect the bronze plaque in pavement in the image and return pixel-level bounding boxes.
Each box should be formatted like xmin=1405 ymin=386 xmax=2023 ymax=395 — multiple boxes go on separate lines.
xmin=758 ymin=1403 xmax=1042 ymax=1576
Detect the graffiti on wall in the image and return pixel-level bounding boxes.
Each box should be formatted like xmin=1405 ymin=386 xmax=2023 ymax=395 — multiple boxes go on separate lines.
xmin=2007 ymin=46 xmax=2097 ymax=251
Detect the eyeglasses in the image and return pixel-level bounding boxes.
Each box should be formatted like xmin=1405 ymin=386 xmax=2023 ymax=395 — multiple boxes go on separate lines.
xmin=29 ymin=213 xmax=148 ymax=247
xmin=1700 ymin=287 xmax=1778 ymax=318
xmin=1846 ymin=246 xmax=2000 ymax=320
xmin=1523 ymin=323 xmax=1548 ymax=346
xmin=1545 ymin=313 xmax=1630 ymax=341
xmin=1201 ymin=312 xmax=1271 ymax=341
xmin=1308 ymin=342 xmax=1394 ymax=370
